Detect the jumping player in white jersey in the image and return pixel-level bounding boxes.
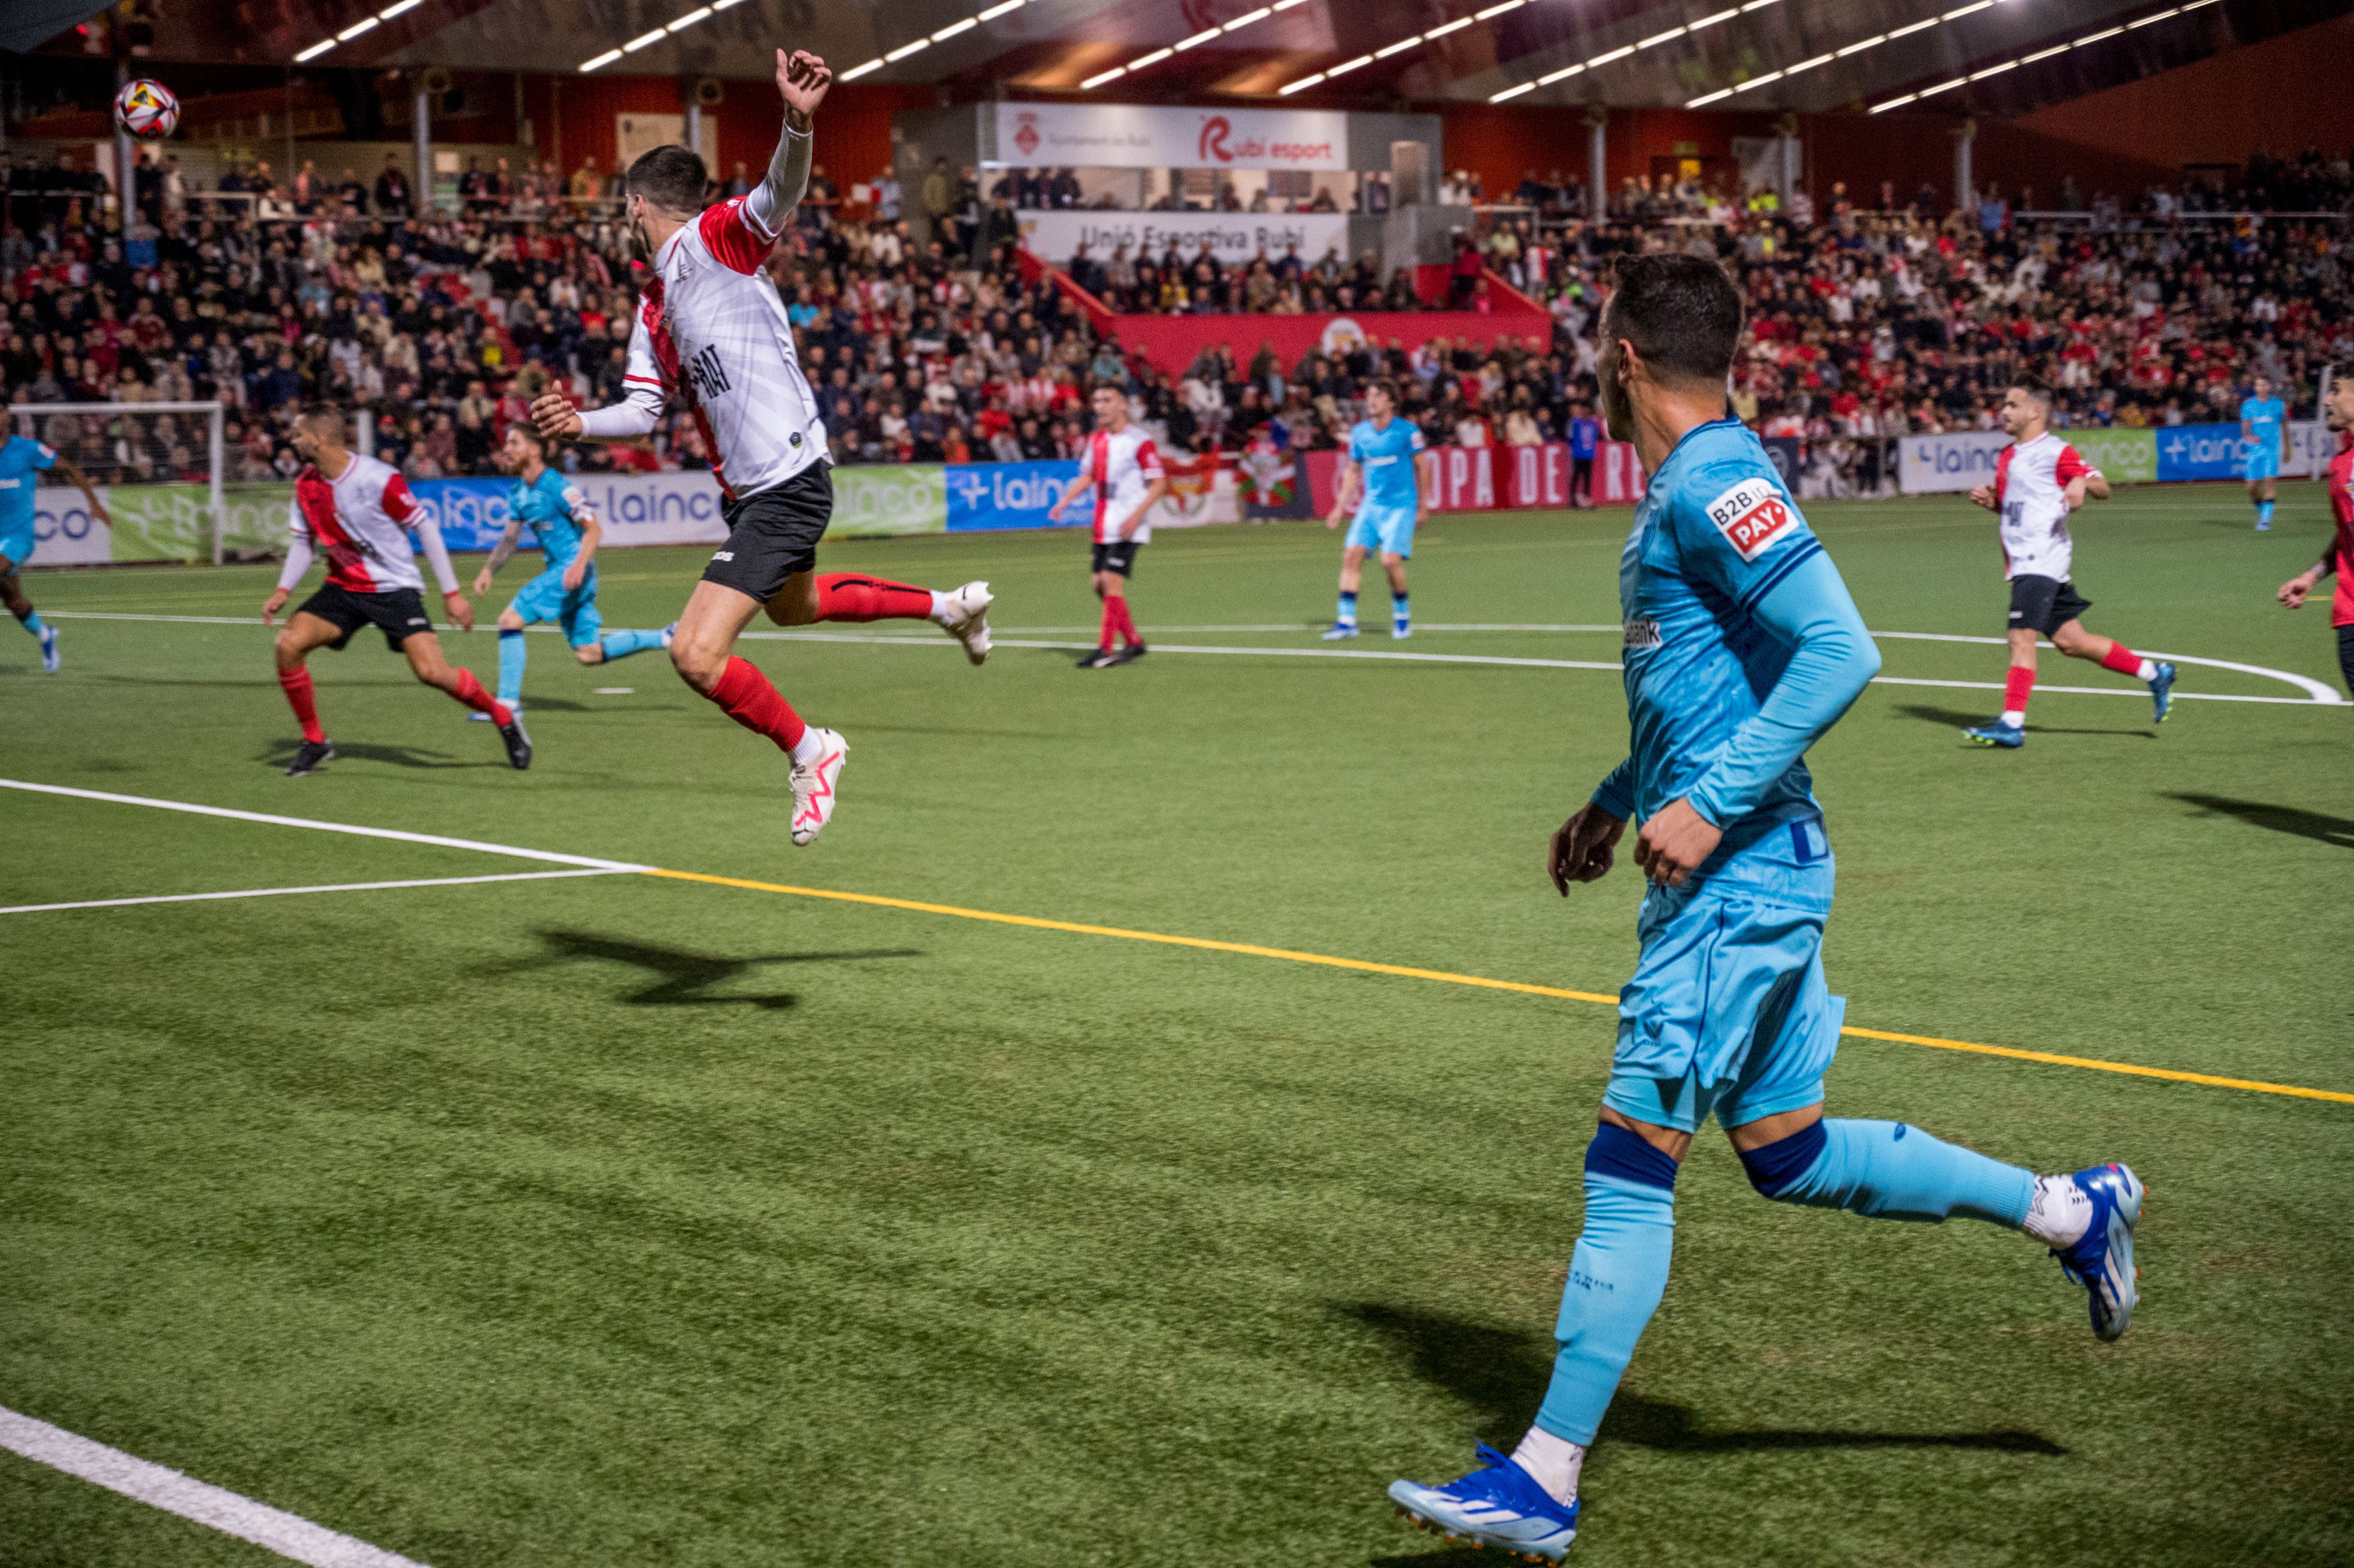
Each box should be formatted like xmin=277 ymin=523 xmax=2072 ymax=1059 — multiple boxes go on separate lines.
xmin=1048 ymin=384 xmax=1168 ymax=669
xmin=530 ymin=48 xmax=992 ymax=847
xmin=1961 ymin=381 xmax=2175 ymax=749
xmin=261 ymin=407 xmax=531 ymax=776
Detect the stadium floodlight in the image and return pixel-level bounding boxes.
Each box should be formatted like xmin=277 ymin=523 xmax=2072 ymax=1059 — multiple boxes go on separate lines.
xmin=1941 ymin=0 xmax=1992 ymax=17
xmin=1223 ymin=6 xmax=1274 ymax=29
xmin=1278 ymin=70 xmax=1326 ymax=92
xmin=1587 ymin=43 xmax=1634 ymax=63
xmin=1537 ymin=61 xmax=1585 ymax=83
xmin=380 ymin=0 xmax=422 ymax=16
xmin=976 ymin=0 xmax=1026 ymax=17
xmin=1869 ymin=93 xmax=1917 ymax=110
xmin=1324 ymin=52 xmax=1375 ymax=76
xmin=1968 ymin=59 xmax=2015 ymax=77
xmin=1639 ymin=24 xmax=1688 ymax=48
xmin=884 ymin=37 xmax=930 ymax=59
xmin=580 ymin=48 xmax=622 ymax=70
xmin=666 ymin=7 xmax=713 ymax=32
xmin=1685 ymin=86 xmax=1734 ymax=104
xmin=1837 ymin=33 xmax=1887 ymax=55
xmin=1784 ymin=50 xmax=1832 ymax=73
xmin=1733 ymin=68 xmax=1783 ymax=89
xmin=1174 ymin=27 xmax=1221 ymax=49
xmin=336 ymin=17 xmax=379 ymax=40
xmin=839 ymin=57 xmax=884 ymax=79
xmin=1916 ymin=74 xmax=1965 ymax=95
xmin=1475 ymin=0 xmax=1527 ymax=18
xmin=933 ymin=16 xmax=978 ymax=40
xmin=1887 ymin=17 xmax=1940 ymax=38
xmin=1489 ymin=80 xmax=1537 ymax=101
xmin=623 ymin=27 xmax=664 ymax=50
xmin=294 ymin=38 xmax=336 ymax=60
xmin=1081 ymin=65 xmax=1128 ymax=87
xmin=1130 ymin=46 xmax=1172 ymax=67
xmin=1426 ymin=16 xmax=1473 ymax=37
xmin=1375 ymin=36 xmax=1426 ymax=58
xmin=2127 ymin=6 xmax=2180 ymax=24
xmin=1689 ymin=7 xmax=1739 ymax=27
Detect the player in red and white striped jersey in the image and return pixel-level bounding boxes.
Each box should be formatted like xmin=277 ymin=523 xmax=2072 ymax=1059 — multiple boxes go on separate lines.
xmin=530 ymin=48 xmax=991 ymax=848
xmin=260 ymin=408 xmax=530 ymax=775
xmin=1960 ymin=380 xmax=2175 ymax=748
xmin=1047 ymin=385 xmax=1168 ymax=669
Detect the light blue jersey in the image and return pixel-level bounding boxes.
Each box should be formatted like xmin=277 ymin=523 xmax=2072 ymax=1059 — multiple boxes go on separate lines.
xmin=1346 ymin=417 xmax=1424 ymax=557
xmin=512 ymin=466 xmax=591 ymax=573
xmin=2241 ymin=394 xmax=2286 ymax=479
xmin=0 ymin=434 xmax=59 ymax=563
xmin=1592 ymin=416 xmax=1880 ymax=1130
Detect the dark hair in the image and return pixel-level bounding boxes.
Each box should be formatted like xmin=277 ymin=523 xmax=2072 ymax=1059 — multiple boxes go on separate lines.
xmin=508 ymin=419 xmax=547 ymax=452
xmin=1604 ymin=253 xmax=1744 ymax=387
xmin=298 ymin=404 xmax=344 ymax=435
xmin=1368 ymin=377 xmax=1401 ymax=404
xmin=626 ymin=145 xmax=708 ymax=214
xmin=2011 ymin=377 xmax=2055 ymax=407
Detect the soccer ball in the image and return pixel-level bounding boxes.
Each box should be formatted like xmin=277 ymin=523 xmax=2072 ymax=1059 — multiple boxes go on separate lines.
xmin=113 ymin=79 xmax=180 ymax=140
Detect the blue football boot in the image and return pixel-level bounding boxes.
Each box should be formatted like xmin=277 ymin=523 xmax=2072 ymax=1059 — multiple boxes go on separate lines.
xmin=38 ymin=623 xmax=59 ymax=672
xmin=2148 ymin=661 xmax=2177 ymax=725
xmin=1963 ymin=720 xmax=2024 ymax=749
xmin=2052 ymin=1162 xmax=2143 ymax=1342
xmin=1389 ymin=1444 xmax=1579 ymax=1563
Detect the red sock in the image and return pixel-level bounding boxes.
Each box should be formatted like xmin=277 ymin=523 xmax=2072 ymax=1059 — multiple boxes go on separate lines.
xmin=1098 ymin=598 xmax=1120 ymax=651
xmin=448 ymin=668 xmax=514 ymax=727
xmin=707 ymin=655 xmax=807 ymax=752
xmin=813 ymin=573 xmax=935 ymax=623
xmin=277 ymin=666 xmax=324 ymax=743
xmin=2003 ymin=665 xmax=2036 ymax=716
xmin=2098 ymin=642 xmax=2143 ymax=676
xmin=1111 ymin=598 xmax=1141 ymax=647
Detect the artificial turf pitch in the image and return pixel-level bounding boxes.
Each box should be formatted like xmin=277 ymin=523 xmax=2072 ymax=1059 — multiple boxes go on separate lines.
xmin=3 ymin=482 xmax=2350 ymax=1568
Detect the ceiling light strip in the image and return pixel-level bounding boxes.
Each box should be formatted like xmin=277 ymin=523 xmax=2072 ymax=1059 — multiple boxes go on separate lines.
xmin=1867 ymin=1 xmax=2209 ymax=112
xmin=571 ymin=0 xmax=1029 ymax=79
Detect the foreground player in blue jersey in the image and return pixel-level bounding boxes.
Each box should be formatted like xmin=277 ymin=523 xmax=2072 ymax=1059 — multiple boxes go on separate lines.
xmin=2241 ymin=376 xmax=2289 ymax=531
xmin=1323 ymin=380 xmax=1435 ymax=639
xmin=471 ymin=424 xmax=674 ymax=716
xmin=1386 ymin=255 xmax=2143 ymax=1563
xmin=0 ymin=433 xmax=107 ymax=672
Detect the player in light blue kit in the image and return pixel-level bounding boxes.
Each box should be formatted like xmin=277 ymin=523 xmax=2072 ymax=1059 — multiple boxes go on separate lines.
xmin=471 ymin=423 xmax=673 ymax=717
xmin=0 ymin=432 xmax=107 ymax=672
xmin=1385 ymin=256 xmax=2143 ymax=1563
xmin=1323 ymin=380 xmax=1435 ymax=639
xmin=2240 ymin=374 xmax=2289 ymax=531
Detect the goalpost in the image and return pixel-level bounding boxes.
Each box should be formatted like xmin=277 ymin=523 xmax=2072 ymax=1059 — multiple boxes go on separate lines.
xmin=6 ymin=401 xmax=233 ymax=564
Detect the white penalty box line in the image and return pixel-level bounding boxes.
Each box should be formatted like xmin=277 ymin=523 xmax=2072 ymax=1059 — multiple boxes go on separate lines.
xmin=1 ymin=1405 xmax=435 ymax=1567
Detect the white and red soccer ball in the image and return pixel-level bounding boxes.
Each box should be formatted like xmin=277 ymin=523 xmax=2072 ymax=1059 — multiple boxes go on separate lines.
xmin=113 ymin=79 xmax=180 ymax=140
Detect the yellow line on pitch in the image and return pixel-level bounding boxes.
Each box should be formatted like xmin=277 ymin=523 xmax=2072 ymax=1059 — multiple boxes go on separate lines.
xmin=637 ymin=867 xmax=2354 ymax=1106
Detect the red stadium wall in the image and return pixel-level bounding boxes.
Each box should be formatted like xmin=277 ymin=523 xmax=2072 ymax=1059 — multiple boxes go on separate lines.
xmin=542 ymin=78 xmax=924 ymax=193
xmin=1107 ymin=304 xmax=1550 ymax=380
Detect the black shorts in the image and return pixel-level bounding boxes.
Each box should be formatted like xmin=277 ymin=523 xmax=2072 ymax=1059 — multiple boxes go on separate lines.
xmin=2337 ymin=623 xmax=2354 ymax=699
xmin=703 ymin=462 xmax=832 ymax=603
xmin=298 ymin=582 xmax=434 ymax=651
xmin=1091 ymin=541 xmax=1141 ymax=577
xmin=2007 ymin=574 xmax=2092 ymax=636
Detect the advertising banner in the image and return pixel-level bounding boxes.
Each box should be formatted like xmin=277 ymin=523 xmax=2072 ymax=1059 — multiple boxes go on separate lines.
xmin=1304 ymin=441 xmax=1644 ymax=516
xmin=993 ymin=102 xmax=1349 ymax=172
xmin=30 ymin=484 xmax=113 ymax=566
xmin=411 ymin=471 xmax=737 ymax=552
xmin=2154 ymin=423 xmax=2247 ymax=483
xmin=1018 ymin=211 xmax=1352 ymax=270
xmin=1897 ymin=431 xmax=2009 ymax=495
xmin=942 ymin=456 xmax=1233 ymax=532
xmin=1110 ymin=306 xmax=1550 ymax=381
xmin=2065 ymin=427 xmax=2157 ymax=487
xmin=829 ymin=463 xmax=949 ymax=537
xmin=102 ymin=482 xmax=292 ymax=562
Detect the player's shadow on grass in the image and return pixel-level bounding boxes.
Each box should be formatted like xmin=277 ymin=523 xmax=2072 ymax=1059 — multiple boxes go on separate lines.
xmin=1343 ymin=1302 xmax=2065 ymax=1464
xmin=1894 ymin=702 xmax=2152 ymax=739
xmin=256 ymin=739 xmax=492 ymax=769
xmin=477 ymin=929 xmax=921 ymax=1010
xmin=2169 ymin=792 xmax=2354 ymax=847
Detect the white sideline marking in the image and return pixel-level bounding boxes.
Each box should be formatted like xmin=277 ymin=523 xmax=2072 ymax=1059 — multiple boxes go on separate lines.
xmin=40 ymin=611 xmax=2343 ymax=705
xmin=0 ymin=1405 xmax=434 ymax=1567
xmin=0 ymin=780 xmax=651 ymax=870
xmin=0 ymin=867 xmax=627 ymax=917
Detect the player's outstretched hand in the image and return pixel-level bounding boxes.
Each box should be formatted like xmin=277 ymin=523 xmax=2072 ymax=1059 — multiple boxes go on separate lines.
xmin=1632 ymin=798 xmax=1722 ymax=890
xmin=1967 ymin=481 xmax=1995 ymax=511
xmin=444 ymin=591 xmax=475 ymax=632
xmin=262 ymin=587 xmax=288 ymax=627
xmin=777 ymin=49 xmax=831 ymax=122
xmin=2279 ymin=570 xmax=2318 ymax=609
xmin=472 ymin=566 xmax=495 ymax=598
xmin=1548 ymin=802 xmax=1626 ymax=894
xmin=531 ymin=393 xmax=584 ymax=444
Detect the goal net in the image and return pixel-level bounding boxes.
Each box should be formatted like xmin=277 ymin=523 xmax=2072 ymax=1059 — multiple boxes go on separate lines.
xmin=4 ymin=400 xmax=270 ymax=566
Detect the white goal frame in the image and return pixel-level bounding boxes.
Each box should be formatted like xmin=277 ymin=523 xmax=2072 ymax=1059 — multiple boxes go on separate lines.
xmin=7 ymin=401 xmax=230 ymax=564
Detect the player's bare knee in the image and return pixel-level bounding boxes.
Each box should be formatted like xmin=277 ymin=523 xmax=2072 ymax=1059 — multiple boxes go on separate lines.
xmin=671 ymin=638 xmax=723 ymax=691
xmin=497 ymin=609 xmax=525 ymax=632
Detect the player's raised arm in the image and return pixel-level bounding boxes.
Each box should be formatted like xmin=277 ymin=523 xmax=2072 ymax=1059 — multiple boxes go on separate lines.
xmin=50 ymin=453 xmax=110 ymax=527
xmin=736 ymin=50 xmax=828 ymax=242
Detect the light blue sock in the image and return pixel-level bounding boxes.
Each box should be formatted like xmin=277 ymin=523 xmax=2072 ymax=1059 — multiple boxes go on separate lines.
xmin=1749 ymin=1118 xmax=2034 ymax=1226
xmin=1392 ymin=593 xmax=1410 ymax=626
xmin=496 ymin=629 xmax=527 ymax=706
xmin=18 ymin=608 xmax=45 ymax=637
xmin=1534 ymin=1125 xmax=1679 ymax=1445
xmin=2257 ymin=500 xmax=2275 ymax=526
xmin=1336 ymin=590 xmax=1358 ymax=627
xmin=598 ymin=627 xmax=667 ymax=661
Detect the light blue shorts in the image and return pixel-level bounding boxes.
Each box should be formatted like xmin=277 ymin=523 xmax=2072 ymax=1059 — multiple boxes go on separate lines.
xmin=0 ymin=522 xmax=33 ymax=569
xmin=2243 ymin=448 xmax=2279 ymax=481
xmin=1601 ymin=816 xmax=1845 ymax=1134
xmin=508 ymin=563 xmax=601 ymax=647
xmin=1345 ymin=504 xmax=1417 ymax=559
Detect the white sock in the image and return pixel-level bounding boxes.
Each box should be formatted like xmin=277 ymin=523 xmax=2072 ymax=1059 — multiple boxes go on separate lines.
xmin=930 ymin=590 xmax=954 ymax=624
xmin=2136 ymin=658 xmax=2157 ymax=682
xmin=2020 ymin=1173 xmax=2093 ymax=1248
xmin=1999 ymin=709 xmax=2026 ymax=729
xmin=1510 ymin=1426 xmax=1585 ymax=1506
xmin=789 ymin=727 xmax=830 ymax=766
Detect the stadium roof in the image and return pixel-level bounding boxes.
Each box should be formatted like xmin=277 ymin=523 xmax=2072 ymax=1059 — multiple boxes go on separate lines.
xmin=17 ymin=0 xmax=2350 ymax=120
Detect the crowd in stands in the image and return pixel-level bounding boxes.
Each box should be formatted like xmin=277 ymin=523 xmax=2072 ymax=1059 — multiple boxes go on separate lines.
xmin=0 ymin=137 xmax=2346 ymax=503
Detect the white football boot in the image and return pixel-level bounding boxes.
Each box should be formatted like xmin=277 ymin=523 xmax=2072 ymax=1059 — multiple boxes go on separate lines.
xmin=789 ymin=728 xmax=849 ymax=847
xmin=940 ymin=580 xmax=993 ymax=664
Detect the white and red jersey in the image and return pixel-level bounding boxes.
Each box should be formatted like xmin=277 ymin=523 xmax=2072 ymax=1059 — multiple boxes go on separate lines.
xmin=1082 ymin=423 xmax=1165 ymax=544
xmin=1991 ymin=430 xmax=2098 ymax=582
xmin=283 ymin=452 xmax=455 ymax=595
xmin=592 ymin=152 xmax=825 ymax=499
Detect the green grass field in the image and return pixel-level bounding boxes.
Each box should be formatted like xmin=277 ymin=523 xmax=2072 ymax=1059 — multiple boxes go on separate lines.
xmin=4 ymin=481 xmax=2350 ymax=1568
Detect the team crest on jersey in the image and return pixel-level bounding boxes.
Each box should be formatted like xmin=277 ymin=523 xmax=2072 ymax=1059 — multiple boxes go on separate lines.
xmin=1705 ymin=478 xmax=1797 ymax=562
xmin=1623 ymin=615 xmax=1661 ymax=649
